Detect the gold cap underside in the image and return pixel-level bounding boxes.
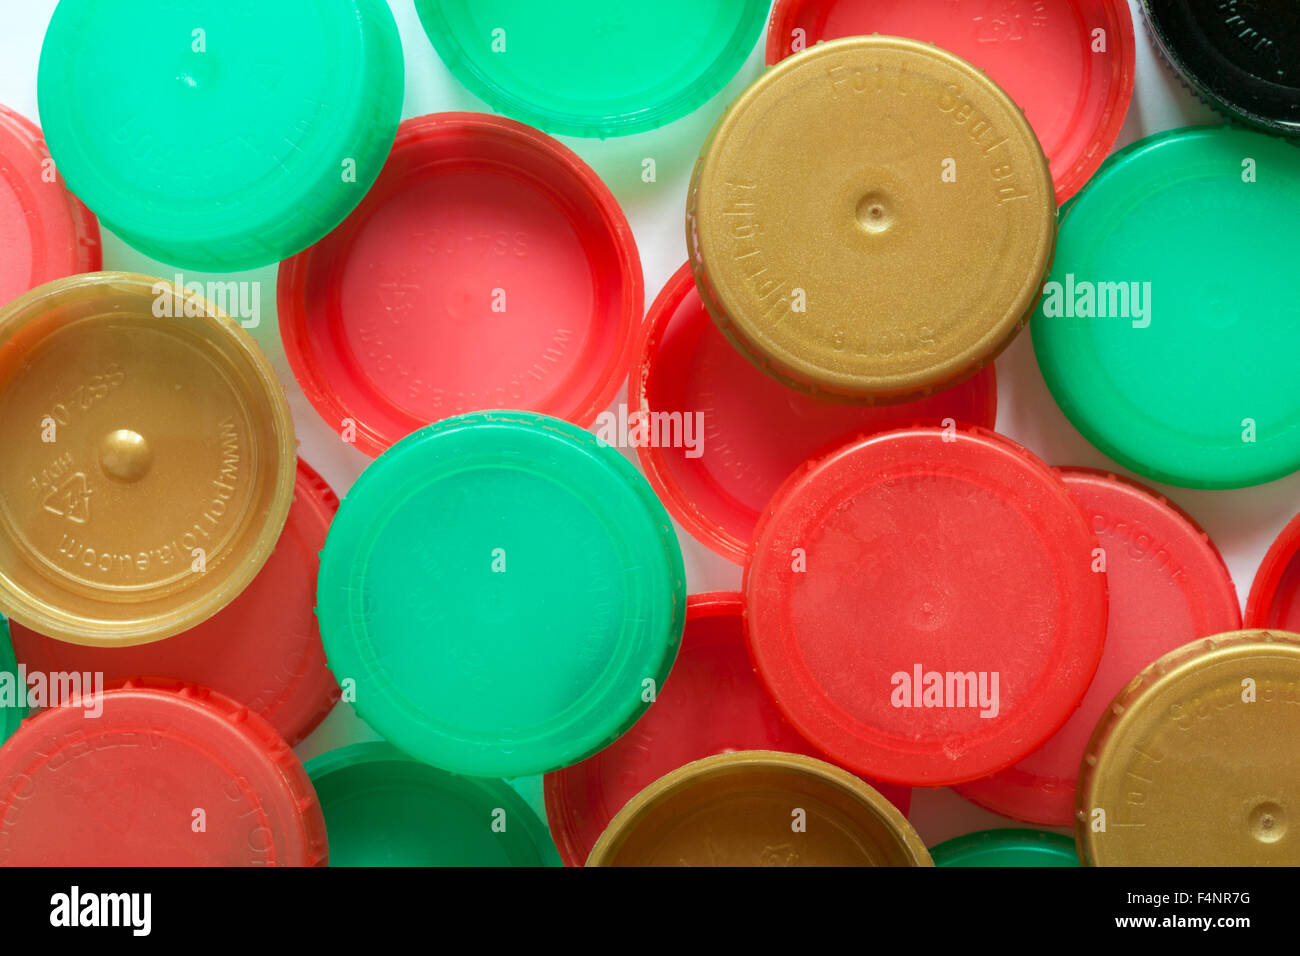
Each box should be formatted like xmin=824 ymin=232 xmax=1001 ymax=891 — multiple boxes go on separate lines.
xmin=688 ymin=36 xmax=1056 ymax=402
xmin=0 ymin=273 xmax=295 ymax=646
xmin=1078 ymin=629 xmax=1300 ymax=866
xmin=586 ymin=750 xmax=932 ymax=867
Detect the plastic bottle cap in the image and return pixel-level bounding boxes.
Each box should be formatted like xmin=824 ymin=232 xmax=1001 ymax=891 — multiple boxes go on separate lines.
xmin=586 ymin=751 xmax=931 ymax=866
xmin=306 ymin=742 xmax=559 ymax=867
xmin=544 ymin=592 xmax=912 ymax=866
xmin=688 ymin=36 xmax=1055 ymax=403
xmin=0 ymin=105 xmax=101 ymax=308
xmin=0 ymin=679 xmax=327 ymax=865
xmin=8 ymin=459 xmax=339 ymax=746
xmin=955 ymin=469 xmax=1240 ymax=826
xmin=0 ymin=617 xmax=24 ymax=743
xmin=1033 ymin=127 xmax=1300 ymax=489
xmin=636 ymin=263 xmax=998 ymax=564
xmin=745 ymin=427 xmax=1108 ymax=787
xmin=1143 ymin=0 xmax=1300 ymax=135
xmin=279 ymin=113 xmax=643 ymax=457
xmin=317 ymin=411 xmax=685 ymax=778
xmin=36 ymin=0 xmax=403 ymax=272
xmin=930 ymin=828 xmax=1079 ymax=867
xmin=766 ymin=1 xmax=1135 ymax=204
xmin=1247 ymin=512 xmax=1300 ymax=630
xmin=0 ymin=273 xmax=296 ymax=646
xmin=413 ymin=0 xmax=768 ymax=137
xmin=1078 ymin=629 xmax=1300 ymax=866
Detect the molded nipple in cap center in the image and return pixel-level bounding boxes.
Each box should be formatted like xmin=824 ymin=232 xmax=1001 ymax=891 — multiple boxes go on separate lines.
xmin=1250 ymin=801 xmax=1287 ymax=844
xmin=856 ymin=191 xmax=894 ymax=234
xmin=176 ymin=48 xmax=216 ymax=90
xmin=100 ymin=429 xmax=152 ymax=482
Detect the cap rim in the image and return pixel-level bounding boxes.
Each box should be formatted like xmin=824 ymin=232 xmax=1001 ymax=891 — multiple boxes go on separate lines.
xmin=689 ymin=36 xmax=1056 ymax=401
xmin=1246 ymin=511 xmax=1300 ymax=628
xmin=306 ymin=740 xmax=561 ymax=867
xmin=0 ymin=273 xmax=296 ymax=646
xmin=744 ymin=427 xmax=1108 ymax=787
xmin=586 ymin=750 xmax=931 ymax=866
xmin=35 ymin=0 xmax=404 ymax=271
xmin=1141 ymin=0 xmax=1300 ymax=136
xmin=279 ymin=112 xmax=643 ymax=457
xmin=930 ymin=827 xmax=1079 ymax=866
xmin=1032 ymin=126 xmax=1300 ymax=490
xmin=413 ymin=0 xmax=769 ymax=137
xmin=1077 ymin=628 xmax=1300 ymax=866
xmin=0 ymin=679 xmax=327 ymax=866
xmin=316 ymin=410 xmax=686 ymax=778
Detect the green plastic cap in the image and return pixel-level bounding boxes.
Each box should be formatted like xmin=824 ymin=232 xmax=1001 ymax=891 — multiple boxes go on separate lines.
xmin=0 ymin=616 xmax=24 ymax=744
xmin=414 ymin=0 xmax=767 ymax=137
xmin=1033 ymin=126 xmax=1300 ymax=489
xmin=37 ymin=0 xmax=404 ymax=272
xmin=317 ymin=411 xmax=686 ymax=778
xmin=305 ymin=742 xmax=561 ymax=867
xmin=931 ymin=828 xmax=1080 ymax=867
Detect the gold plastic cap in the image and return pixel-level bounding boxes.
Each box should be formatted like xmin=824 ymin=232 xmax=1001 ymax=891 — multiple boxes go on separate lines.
xmin=586 ymin=750 xmax=932 ymax=867
xmin=1078 ymin=629 xmax=1300 ymax=866
xmin=688 ymin=36 xmax=1055 ymax=402
xmin=0 ymin=273 xmax=295 ymax=646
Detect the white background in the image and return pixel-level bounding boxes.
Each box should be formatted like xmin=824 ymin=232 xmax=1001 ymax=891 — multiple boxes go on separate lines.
xmin=2 ymin=0 xmax=1296 ymax=848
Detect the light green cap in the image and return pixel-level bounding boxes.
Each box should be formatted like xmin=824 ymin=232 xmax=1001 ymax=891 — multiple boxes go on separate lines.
xmin=316 ymin=411 xmax=686 ymax=778
xmin=931 ymin=828 xmax=1080 ymax=867
xmin=1033 ymin=126 xmax=1300 ymax=489
xmin=37 ymin=0 xmax=404 ymax=271
xmin=305 ymin=742 xmax=561 ymax=867
xmin=414 ymin=0 xmax=767 ymax=137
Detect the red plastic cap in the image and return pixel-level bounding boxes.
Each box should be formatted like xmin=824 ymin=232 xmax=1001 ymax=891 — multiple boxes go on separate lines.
xmin=279 ymin=112 xmax=643 ymax=457
xmin=543 ymin=592 xmax=910 ymax=866
xmin=0 ymin=679 xmax=328 ymax=865
xmin=0 ymin=105 xmax=101 ymax=308
xmin=955 ymin=469 xmax=1240 ymax=825
xmin=766 ymin=0 xmax=1136 ymax=204
xmin=744 ymin=427 xmax=1108 ymax=787
xmin=1247 ymin=510 xmax=1300 ymax=630
xmin=10 ymin=459 xmax=341 ymax=746
xmin=636 ymin=264 xmax=997 ymax=564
